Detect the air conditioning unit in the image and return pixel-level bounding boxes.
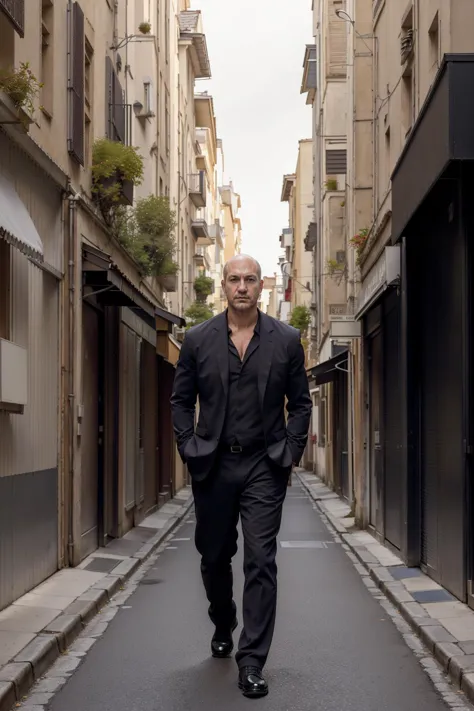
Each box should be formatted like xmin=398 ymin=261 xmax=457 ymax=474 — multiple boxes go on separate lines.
xmin=0 ymin=339 xmax=27 ymax=414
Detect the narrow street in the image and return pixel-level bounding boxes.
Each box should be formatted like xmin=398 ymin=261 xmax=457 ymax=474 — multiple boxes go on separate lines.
xmin=21 ymin=480 xmax=456 ymax=711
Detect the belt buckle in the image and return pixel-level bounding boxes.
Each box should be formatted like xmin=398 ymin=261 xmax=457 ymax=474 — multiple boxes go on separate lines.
xmin=230 ymin=445 xmax=243 ymax=453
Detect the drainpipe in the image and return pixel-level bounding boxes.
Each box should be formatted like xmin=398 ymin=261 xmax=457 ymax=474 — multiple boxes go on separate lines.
xmin=67 ymin=190 xmax=79 ymax=565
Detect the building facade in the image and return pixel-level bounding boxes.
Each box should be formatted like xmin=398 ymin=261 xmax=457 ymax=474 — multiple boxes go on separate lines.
xmin=0 ymin=0 xmax=237 ymax=611
xmin=306 ymin=0 xmax=474 ymax=605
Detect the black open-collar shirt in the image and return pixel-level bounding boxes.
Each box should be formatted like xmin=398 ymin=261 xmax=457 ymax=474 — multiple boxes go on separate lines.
xmin=221 ymin=311 xmax=265 ymax=447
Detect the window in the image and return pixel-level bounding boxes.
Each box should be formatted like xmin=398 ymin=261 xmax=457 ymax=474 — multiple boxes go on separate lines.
xmin=84 ymin=38 xmax=93 ymax=164
xmin=385 ymin=125 xmax=391 ymax=183
xmin=0 ymin=240 xmax=11 ymax=340
xmin=165 ymin=92 xmax=170 ymax=156
xmin=401 ymin=69 xmax=413 ymax=139
xmin=144 ymin=79 xmax=153 ymax=115
xmin=106 ymin=55 xmax=127 ymax=144
xmin=41 ymin=0 xmax=54 ymax=117
xmin=67 ymin=2 xmax=85 ymax=165
xmin=0 ymin=0 xmax=24 ymax=37
xmin=429 ymin=12 xmax=439 ymax=78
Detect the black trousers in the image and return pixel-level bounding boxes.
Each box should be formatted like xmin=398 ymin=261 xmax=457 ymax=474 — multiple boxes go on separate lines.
xmin=192 ymin=447 xmax=289 ymax=669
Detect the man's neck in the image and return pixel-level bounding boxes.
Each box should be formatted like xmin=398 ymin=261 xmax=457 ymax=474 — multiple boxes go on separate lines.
xmin=227 ymin=307 xmax=259 ymax=331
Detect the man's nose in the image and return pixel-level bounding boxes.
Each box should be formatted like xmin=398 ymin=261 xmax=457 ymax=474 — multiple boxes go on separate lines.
xmin=237 ymin=281 xmax=247 ymax=291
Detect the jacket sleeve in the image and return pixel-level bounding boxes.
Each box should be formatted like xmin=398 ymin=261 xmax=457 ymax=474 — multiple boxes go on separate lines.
xmin=170 ymin=332 xmax=197 ymax=458
xmin=285 ymin=331 xmax=312 ymax=464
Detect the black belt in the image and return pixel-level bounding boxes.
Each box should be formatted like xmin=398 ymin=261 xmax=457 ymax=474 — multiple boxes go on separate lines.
xmin=219 ymin=441 xmax=266 ymax=455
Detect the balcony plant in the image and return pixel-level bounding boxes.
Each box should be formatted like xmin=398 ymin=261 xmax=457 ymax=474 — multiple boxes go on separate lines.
xmin=138 ymin=21 xmax=152 ymax=34
xmin=117 ymin=195 xmax=179 ymax=278
xmin=324 ymin=178 xmax=338 ymax=191
xmin=184 ymin=302 xmax=214 ymax=328
xmin=0 ymin=61 xmax=43 ymax=121
xmin=289 ymin=305 xmax=311 ymax=334
xmin=349 ymin=227 xmax=369 ymax=264
xmin=194 ymin=274 xmax=214 ymax=303
xmin=92 ymin=138 xmax=144 ymax=220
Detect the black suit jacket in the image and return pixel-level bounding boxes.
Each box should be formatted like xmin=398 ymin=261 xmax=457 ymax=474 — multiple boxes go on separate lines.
xmin=170 ymin=310 xmax=312 ymax=481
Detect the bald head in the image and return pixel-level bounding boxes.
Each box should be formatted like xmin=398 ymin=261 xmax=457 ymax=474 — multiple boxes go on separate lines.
xmin=223 ymin=254 xmax=262 ymax=282
xmin=222 ymin=254 xmax=263 ymax=316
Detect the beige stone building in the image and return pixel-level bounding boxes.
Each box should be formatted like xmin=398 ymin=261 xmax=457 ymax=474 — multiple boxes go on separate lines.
xmin=307 ymin=0 xmax=474 ymax=602
xmin=0 ymin=0 xmax=220 ymax=611
xmin=221 ymin=181 xmax=242 ymax=265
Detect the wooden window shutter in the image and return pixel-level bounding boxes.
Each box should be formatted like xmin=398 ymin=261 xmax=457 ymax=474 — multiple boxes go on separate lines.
xmin=0 ymin=0 xmax=24 ymax=37
xmin=113 ymin=71 xmax=126 ymax=143
xmin=328 ymin=0 xmax=347 ymax=77
xmin=67 ymin=2 xmax=85 ymax=165
xmin=105 ymin=56 xmax=114 ymax=139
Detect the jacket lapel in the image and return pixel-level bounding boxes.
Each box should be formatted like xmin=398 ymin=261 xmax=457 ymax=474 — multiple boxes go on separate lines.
xmin=213 ymin=312 xmax=229 ymax=399
xmin=258 ymin=312 xmax=274 ymax=410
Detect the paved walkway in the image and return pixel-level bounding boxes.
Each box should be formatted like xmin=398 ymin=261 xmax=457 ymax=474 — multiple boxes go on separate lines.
xmin=12 ymin=475 xmax=470 ymax=711
xmin=0 ymin=487 xmax=193 ymax=711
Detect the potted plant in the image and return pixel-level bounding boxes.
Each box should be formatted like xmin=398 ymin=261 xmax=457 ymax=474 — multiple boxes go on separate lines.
xmin=349 ymin=227 xmax=369 ymax=264
xmin=289 ymin=305 xmax=311 ymax=334
xmin=194 ymin=274 xmax=214 ymax=303
xmin=184 ymin=302 xmax=214 ymax=328
xmin=92 ymin=138 xmax=144 ymax=211
xmin=324 ymin=178 xmax=338 ymax=191
xmin=138 ymin=21 xmax=152 ymax=34
xmin=117 ymin=195 xmax=179 ymax=281
xmin=326 ymin=258 xmax=346 ymax=277
xmin=0 ymin=61 xmax=42 ymax=125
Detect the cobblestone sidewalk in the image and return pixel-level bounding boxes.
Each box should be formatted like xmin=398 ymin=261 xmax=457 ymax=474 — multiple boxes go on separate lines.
xmin=0 ymin=487 xmax=193 ymax=711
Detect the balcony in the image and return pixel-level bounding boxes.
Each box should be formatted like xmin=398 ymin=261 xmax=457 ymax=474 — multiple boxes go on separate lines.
xmin=0 ymin=0 xmax=24 ymax=37
xmin=207 ymin=219 xmax=224 ymax=247
xmin=193 ymin=249 xmax=211 ymax=271
xmin=191 ymin=218 xmax=213 ymax=246
xmin=0 ymin=90 xmax=33 ymax=133
xmin=189 ymin=171 xmax=206 ymax=207
xmin=280 ymin=228 xmax=293 ymax=249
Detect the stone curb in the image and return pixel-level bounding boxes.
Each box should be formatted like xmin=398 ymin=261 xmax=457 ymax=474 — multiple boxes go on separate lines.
xmin=295 ymin=472 xmax=474 ymax=705
xmin=0 ymin=494 xmax=194 ymax=711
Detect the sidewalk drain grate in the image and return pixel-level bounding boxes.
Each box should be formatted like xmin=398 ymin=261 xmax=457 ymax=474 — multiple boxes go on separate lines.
xmin=279 ymin=541 xmax=331 ymax=549
xmin=84 ymin=557 xmax=121 ymax=573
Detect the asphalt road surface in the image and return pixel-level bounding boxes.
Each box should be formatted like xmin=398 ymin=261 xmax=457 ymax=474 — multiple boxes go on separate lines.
xmin=46 ymin=480 xmax=454 ymax=711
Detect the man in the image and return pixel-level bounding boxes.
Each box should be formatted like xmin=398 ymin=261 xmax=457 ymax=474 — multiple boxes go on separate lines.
xmin=170 ymin=254 xmax=312 ymax=698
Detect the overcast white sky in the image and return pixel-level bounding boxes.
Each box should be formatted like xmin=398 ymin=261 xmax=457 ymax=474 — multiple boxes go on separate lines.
xmin=193 ymin=0 xmax=312 ymax=277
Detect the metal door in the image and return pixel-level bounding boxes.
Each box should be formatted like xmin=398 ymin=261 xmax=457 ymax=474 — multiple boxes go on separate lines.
xmin=384 ymin=295 xmax=403 ymax=550
xmin=369 ymin=330 xmax=383 ymax=533
xmin=81 ymin=303 xmax=101 ymax=558
xmin=419 ymin=181 xmax=465 ymax=599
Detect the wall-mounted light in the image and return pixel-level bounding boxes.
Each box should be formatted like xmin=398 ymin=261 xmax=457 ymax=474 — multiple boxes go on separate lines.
xmin=335 ymin=9 xmax=354 ymax=24
xmin=133 ymin=101 xmax=143 ymax=117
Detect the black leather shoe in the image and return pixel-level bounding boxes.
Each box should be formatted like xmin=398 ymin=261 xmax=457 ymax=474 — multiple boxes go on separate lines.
xmin=238 ymin=666 xmax=268 ymax=698
xmin=211 ymin=618 xmax=238 ymax=658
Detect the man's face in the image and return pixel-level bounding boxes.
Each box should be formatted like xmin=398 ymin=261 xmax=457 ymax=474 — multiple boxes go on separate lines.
xmin=222 ymin=259 xmax=263 ymax=312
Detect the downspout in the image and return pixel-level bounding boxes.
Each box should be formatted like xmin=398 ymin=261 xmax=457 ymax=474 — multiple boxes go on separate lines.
xmin=67 ymin=190 xmax=79 ymax=565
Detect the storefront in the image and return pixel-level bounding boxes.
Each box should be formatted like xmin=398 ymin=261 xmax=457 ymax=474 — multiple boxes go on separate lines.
xmin=390 ymin=55 xmax=474 ymax=602
xmin=355 ymin=246 xmax=401 ymax=549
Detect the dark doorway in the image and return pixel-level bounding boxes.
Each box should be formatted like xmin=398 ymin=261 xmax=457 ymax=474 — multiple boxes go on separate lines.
xmin=368 ymin=326 xmax=383 ymax=534
xmin=384 ymin=293 xmax=403 ymax=550
xmin=81 ymin=302 xmax=104 ymax=559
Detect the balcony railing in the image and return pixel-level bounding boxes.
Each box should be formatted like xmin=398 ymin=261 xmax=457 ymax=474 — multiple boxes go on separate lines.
xmin=207 ymin=220 xmax=224 ymax=246
xmin=191 ymin=218 xmax=213 ymax=246
xmin=0 ymin=0 xmax=24 ymax=37
xmin=189 ymin=171 xmax=206 ymax=207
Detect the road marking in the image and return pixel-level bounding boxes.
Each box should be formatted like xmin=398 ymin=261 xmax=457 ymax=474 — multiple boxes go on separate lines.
xmin=166 ymin=546 xmax=178 ymax=550
xmin=172 ymin=537 xmax=191 ymax=542
xmin=280 ymin=541 xmax=330 ymax=549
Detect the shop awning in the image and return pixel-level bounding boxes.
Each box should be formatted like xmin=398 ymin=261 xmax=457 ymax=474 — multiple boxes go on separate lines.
xmin=0 ymin=171 xmax=44 ymax=260
xmin=82 ymin=244 xmax=156 ymax=320
xmin=308 ymin=349 xmax=349 ymax=386
xmin=155 ymin=305 xmax=186 ymax=329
